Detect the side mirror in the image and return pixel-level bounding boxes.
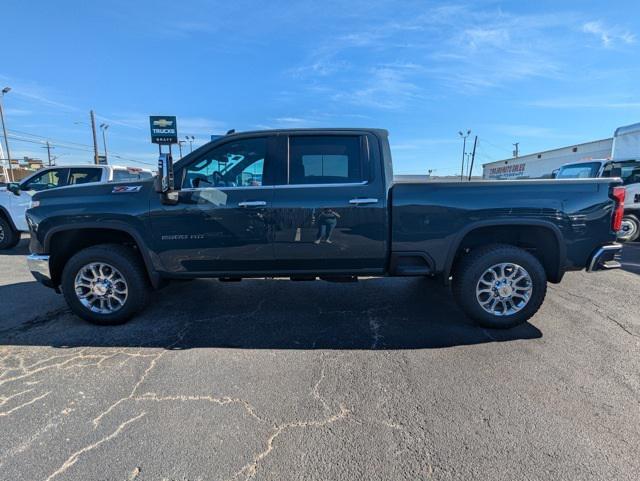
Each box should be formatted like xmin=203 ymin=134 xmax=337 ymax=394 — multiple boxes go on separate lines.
xmin=7 ymin=183 xmax=20 ymax=195
xmin=154 ymin=153 xmax=179 ymax=205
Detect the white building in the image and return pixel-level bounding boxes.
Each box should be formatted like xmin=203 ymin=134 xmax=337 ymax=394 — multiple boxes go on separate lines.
xmin=482 ymin=138 xmax=613 ymax=180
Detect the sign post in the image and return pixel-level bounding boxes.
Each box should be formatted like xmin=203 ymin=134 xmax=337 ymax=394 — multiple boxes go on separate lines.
xmin=150 ymin=116 xmax=179 ymax=204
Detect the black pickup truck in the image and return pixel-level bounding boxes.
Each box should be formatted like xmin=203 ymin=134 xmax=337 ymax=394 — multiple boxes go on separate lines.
xmin=25 ymin=128 xmax=625 ymax=328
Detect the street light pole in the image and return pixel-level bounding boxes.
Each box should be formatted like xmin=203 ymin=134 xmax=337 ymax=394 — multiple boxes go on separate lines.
xmin=0 ymin=87 xmax=14 ymax=182
xmin=458 ymin=129 xmax=471 ymax=181
xmin=186 ymin=135 xmax=195 ymax=153
xmin=178 ymin=140 xmax=186 ymax=158
xmin=99 ymin=123 xmax=109 ymax=162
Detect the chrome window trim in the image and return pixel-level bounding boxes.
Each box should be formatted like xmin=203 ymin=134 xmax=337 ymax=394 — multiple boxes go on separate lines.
xmin=273 ymin=181 xmax=369 ymax=189
xmin=180 ymin=181 xmax=368 ymax=192
xmin=181 ymin=185 xmax=275 ymax=192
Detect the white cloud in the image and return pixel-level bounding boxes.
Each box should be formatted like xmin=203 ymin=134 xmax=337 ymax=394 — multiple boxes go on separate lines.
xmin=332 ymin=66 xmax=424 ymax=110
xmin=287 ymin=4 xmax=594 ymax=108
xmin=582 ymin=21 xmax=635 ymax=47
xmin=528 ymin=98 xmax=640 ymax=109
xmin=489 ymin=124 xmax=577 ymax=140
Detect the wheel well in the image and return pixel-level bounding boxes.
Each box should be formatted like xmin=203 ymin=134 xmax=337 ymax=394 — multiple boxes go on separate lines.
xmin=0 ymin=207 xmax=17 ymax=231
xmin=48 ymin=228 xmax=150 ymax=286
xmin=451 ymin=225 xmax=563 ymax=283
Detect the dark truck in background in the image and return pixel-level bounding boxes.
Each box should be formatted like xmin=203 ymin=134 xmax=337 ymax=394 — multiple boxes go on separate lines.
xmin=25 ymin=129 xmax=625 ymax=329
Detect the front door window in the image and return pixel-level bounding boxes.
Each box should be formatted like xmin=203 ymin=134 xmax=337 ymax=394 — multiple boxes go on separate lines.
xmin=183 ymin=138 xmax=267 ymax=188
xmin=21 ymin=169 xmax=68 ymax=192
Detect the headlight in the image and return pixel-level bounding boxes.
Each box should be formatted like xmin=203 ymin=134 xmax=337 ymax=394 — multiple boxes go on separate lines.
xmin=30 ymin=200 xmax=40 ymax=208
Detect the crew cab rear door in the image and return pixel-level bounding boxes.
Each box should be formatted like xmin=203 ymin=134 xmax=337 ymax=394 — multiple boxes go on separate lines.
xmin=270 ymin=133 xmax=387 ymax=273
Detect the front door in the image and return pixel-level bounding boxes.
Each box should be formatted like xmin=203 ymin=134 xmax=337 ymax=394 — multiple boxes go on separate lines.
xmin=12 ymin=168 xmax=69 ymax=231
xmin=271 ymin=134 xmax=387 ymax=273
xmin=150 ymin=136 xmax=275 ymax=275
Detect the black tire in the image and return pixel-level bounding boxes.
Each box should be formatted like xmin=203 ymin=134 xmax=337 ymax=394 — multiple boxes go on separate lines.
xmin=452 ymin=244 xmax=547 ymax=329
xmin=0 ymin=217 xmax=19 ymax=250
xmin=619 ymin=214 xmax=640 ymax=242
xmin=61 ymin=244 xmax=150 ymax=325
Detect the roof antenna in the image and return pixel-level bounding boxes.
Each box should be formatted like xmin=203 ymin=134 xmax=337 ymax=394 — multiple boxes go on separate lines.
xmin=226 ymin=129 xmax=236 ymax=135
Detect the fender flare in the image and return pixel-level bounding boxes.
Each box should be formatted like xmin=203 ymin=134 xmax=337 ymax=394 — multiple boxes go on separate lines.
xmin=44 ymin=221 xmax=161 ymax=288
xmin=443 ymin=218 xmax=566 ymax=281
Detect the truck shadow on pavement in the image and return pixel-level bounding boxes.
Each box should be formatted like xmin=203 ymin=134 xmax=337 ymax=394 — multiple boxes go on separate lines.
xmin=0 ymin=277 xmax=542 ymax=350
xmin=0 ymin=238 xmax=30 ymax=256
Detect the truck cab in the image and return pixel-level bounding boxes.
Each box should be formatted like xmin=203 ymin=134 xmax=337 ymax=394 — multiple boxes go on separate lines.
xmin=556 ymin=159 xmax=640 ymax=241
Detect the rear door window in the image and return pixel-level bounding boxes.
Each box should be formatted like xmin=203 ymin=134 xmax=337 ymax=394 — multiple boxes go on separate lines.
xmin=288 ymin=136 xmax=363 ymax=185
xmin=68 ymin=168 xmax=103 ymax=185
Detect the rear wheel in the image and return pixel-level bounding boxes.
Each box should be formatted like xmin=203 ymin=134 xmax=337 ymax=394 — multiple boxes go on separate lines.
xmin=0 ymin=217 xmax=19 ymax=250
xmin=453 ymin=244 xmax=547 ymax=329
xmin=618 ymin=214 xmax=640 ymax=242
xmin=61 ymin=244 xmax=150 ymax=325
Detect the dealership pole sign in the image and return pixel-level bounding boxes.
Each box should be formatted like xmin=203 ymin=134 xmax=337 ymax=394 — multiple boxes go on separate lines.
xmin=149 ymin=116 xmax=178 ymax=144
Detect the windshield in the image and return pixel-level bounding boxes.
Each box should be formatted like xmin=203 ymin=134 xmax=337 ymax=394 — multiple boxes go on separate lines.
xmin=602 ymin=160 xmax=640 ymax=185
xmin=556 ymin=162 xmax=602 ymax=179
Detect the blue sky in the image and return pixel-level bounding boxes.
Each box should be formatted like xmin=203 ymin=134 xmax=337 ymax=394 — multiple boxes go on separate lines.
xmin=2 ymin=0 xmax=639 ymax=174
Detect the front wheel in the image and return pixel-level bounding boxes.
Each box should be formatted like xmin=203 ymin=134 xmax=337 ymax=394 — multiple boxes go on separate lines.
xmin=452 ymin=244 xmax=547 ymax=329
xmin=0 ymin=217 xmax=19 ymax=250
xmin=61 ymin=244 xmax=150 ymax=325
xmin=618 ymin=214 xmax=640 ymax=242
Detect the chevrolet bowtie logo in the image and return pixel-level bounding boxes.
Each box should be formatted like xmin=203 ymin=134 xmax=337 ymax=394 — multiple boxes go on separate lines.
xmin=153 ymin=119 xmax=174 ymax=128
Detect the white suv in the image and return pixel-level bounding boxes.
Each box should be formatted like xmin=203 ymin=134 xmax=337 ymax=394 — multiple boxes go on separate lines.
xmin=0 ymin=165 xmax=152 ymax=249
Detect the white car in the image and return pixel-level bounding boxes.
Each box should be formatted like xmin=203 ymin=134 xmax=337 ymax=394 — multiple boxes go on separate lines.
xmin=556 ymin=159 xmax=640 ymax=242
xmin=0 ymin=165 xmax=152 ymax=249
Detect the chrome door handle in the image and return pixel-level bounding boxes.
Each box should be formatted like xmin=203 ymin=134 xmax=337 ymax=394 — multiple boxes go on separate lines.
xmin=349 ymin=198 xmax=379 ymax=205
xmin=238 ymin=200 xmax=267 ymax=207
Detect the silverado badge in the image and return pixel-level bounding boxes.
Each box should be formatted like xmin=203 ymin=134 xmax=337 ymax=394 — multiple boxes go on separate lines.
xmin=112 ymin=185 xmax=143 ymax=193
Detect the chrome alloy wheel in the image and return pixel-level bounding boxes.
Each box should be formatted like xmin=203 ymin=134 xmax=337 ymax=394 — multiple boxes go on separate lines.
xmin=74 ymin=262 xmax=128 ymax=314
xmin=0 ymin=224 xmax=4 ymax=243
xmin=476 ymin=263 xmax=533 ymax=316
xmin=619 ymin=218 xmax=638 ymax=241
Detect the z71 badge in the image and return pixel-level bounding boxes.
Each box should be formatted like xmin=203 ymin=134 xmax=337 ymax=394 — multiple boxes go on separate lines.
xmin=112 ymin=185 xmax=143 ymax=193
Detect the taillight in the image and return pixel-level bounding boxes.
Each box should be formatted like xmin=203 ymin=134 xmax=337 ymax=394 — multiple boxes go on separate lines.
xmin=611 ymin=186 xmax=625 ymax=232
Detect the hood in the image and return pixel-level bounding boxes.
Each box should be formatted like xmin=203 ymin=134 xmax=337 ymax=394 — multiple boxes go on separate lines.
xmin=32 ymin=178 xmax=155 ymax=201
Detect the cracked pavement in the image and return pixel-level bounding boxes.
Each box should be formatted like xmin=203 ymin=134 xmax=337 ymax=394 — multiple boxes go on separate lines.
xmin=1 ymin=240 xmax=639 ymax=481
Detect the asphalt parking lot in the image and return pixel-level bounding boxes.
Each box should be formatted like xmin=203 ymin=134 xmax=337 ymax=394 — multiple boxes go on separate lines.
xmin=1 ymin=240 xmax=639 ymax=481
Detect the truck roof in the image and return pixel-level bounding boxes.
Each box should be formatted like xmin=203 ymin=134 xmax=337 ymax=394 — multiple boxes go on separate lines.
xmin=225 ymin=127 xmax=389 ymax=136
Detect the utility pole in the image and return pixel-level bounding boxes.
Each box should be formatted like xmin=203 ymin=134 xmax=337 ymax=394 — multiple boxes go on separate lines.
xmin=99 ymin=123 xmax=109 ymax=163
xmin=468 ymin=135 xmax=478 ymax=181
xmin=43 ymin=141 xmax=54 ymax=166
xmin=90 ymin=110 xmax=99 ymax=165
xmin=512 ymin=142 xmax=519 ymax=158
xmin=458 ymin=130 xmax=471 ymax=181
xmin=0 ymin=87 xmax=14 ymax=182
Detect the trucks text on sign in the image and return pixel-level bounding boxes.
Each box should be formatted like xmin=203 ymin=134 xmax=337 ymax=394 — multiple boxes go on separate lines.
xmin=149 ymin=116 xmax=178 ymax=144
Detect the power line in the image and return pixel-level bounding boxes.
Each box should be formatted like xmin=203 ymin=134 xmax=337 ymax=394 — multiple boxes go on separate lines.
xmin=477 ymin=137 xmax=513 ymax=155
xmin=6 ymin=130 xmax=155 ymax=166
